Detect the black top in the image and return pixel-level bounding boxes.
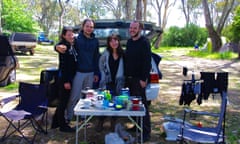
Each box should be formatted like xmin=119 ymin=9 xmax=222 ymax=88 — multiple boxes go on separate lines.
xmin=125 ymin=36 xmax=151 ymax=81
xmin=58 ymin=39 xmax=77 ymax=83
xmin=109 ymin=54 xmax=120 ymax=82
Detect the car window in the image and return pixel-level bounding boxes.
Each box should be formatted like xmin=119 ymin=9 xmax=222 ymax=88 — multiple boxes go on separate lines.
xmin=95 ymin=28 xmax=129 ymax=40
xmin=73 ymin=20 xmax=163 ymax=47
xmin=94 ymin=28 xmax=151 ymax=40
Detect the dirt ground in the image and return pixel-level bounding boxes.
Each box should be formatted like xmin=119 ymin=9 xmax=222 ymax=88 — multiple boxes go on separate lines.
xmin=0 ymin=50 xmax=240 ymax=144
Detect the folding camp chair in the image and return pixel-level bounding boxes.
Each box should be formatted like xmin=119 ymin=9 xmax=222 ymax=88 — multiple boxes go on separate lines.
xmin=40 ymin=68 xmax=60 ymax=107
xmin=0 ymin=82 xmax=48 ymax=144
xmin=177 ymin=91 xmax=227 ymax=144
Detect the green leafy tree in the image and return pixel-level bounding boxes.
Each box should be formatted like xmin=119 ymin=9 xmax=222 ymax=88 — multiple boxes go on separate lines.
xmin=202 ymin=0 xmax=235 ymax=52
xmin=2 ymin=0 xmax=37 ymax=33
xmin=161 ymin=24 xmax=208 ymax=47
xmin=79 ymin=0 xmax=106 ymax=19
xmin=231 ymin=6 xmax=240 ymax=43
xmin=161 ymin=26 xmax=183 ymax=47
xmin=230 ymin=5 xmax=240 ymax=58
xmin=29 ymin=0 xmax=59 ymax=35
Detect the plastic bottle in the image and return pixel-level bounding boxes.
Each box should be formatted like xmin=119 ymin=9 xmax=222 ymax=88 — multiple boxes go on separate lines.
xmin=105 ymin=90 xmax=112 ymax=101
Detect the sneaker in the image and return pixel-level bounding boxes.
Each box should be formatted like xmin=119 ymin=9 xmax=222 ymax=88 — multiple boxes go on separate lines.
xmin=59 ymin=125 xmax=75 ymax=133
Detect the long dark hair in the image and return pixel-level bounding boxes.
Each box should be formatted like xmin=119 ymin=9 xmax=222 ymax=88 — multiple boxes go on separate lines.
xmin=60 ymin=26 xmax=73 ymax=41
xmin=106 ymin=34 xmax=124 ymax=57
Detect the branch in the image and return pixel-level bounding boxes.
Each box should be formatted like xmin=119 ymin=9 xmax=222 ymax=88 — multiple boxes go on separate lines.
xmin=217 ymin=0 xmax=235 ymax=33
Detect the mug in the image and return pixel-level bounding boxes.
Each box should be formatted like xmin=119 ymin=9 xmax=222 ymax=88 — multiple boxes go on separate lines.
xmin=132 ymin=98 xmax=140 ymax=110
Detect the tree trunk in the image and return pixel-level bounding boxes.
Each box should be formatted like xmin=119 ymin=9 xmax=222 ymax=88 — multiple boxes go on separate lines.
xmin=181 ymin=0 xmax=190 ymax=26
xmin=125 ymin=0 xmax=132 ymax=19
xmin=143 ymin=0 xmax=147 ymax=21
xmin=58 ymin=0 xmax=65 ymax=39
xmin=208 ymin=29 xmax=222 ymax=52
xmin=154 ymin=34 xmax=163 ymax=49
xmin=202 ymin=0 xmax=222 ymax=52
xmin=136 ymin=0 xmax=142 ymax=20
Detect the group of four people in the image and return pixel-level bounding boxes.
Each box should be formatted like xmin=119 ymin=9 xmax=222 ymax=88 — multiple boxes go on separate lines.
xmin=52 ymin=18 xmax=152 ymax=142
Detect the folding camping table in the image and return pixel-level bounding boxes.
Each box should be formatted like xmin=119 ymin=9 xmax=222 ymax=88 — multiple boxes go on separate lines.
xmin=74 ymin=99 xmax=146 ymax=144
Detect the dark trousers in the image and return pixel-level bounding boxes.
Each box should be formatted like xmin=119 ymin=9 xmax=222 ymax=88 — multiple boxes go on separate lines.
xmin=126 ymin=77 xmax=151 ymax=138
xmin=52 ymin=80 xmax=71 ymax=128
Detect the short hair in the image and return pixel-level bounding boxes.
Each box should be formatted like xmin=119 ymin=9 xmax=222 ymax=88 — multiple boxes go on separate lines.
xmin=132 ymin=20 xmax=144 ymax=29
xmin=81 ymin=18 xmax=95 ymax=29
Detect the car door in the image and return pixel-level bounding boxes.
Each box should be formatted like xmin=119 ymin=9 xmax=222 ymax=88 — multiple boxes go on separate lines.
xmin=0 ymin=35 xmax=17 ymax=86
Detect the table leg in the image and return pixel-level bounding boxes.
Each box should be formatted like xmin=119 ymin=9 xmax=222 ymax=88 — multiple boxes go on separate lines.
xmin=76 ymin=115 xmax=79 ymax=144
xmin=136 ymin=117 xmax=139 ymax=142
xmin=127 ymin=116 xmax=143 ymax=144
xmin=140 ymin=116 xmax=143 ymax=144
xmin=75 ymin=115 xmax=93 ymax=142
xmin=84 ymin=115 xmax=87 ymax=141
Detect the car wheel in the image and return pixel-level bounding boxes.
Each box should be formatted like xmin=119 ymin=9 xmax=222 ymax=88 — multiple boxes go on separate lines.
xmin=8 ymin=69 xmax=16 ymax=84
xmin=30 ymin=49 xmax=34 ymax=55
xmin=0 ymin=79 xmax=8 ymax=87
xmin=0 ymin=70 xmax=16 ymax=87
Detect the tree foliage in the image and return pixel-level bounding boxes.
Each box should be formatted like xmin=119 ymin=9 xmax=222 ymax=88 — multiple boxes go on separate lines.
xmin=161 ymin=24 xmax=208 ymax=47
xmin=2 ymin=0 xmax=37 ymax=33
xmin=29 ymin=0 xmax=59 ymax=35
xmin=149 ymin=0 xmax=176 ymax=29
xmin=230 ymin=5 xmax=240 ymax=43
xmin=0 ymin=0 xmax=239 ymax=51
xmin=149 ymin=0 xmax=177 ymax=48
xmin=180 ymin=0 xmax=202 ymax=26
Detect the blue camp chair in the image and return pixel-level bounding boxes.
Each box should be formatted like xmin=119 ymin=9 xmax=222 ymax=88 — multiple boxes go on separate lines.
xmin=0 ymin=82 xmax=48 ymax=144
xmin=177 ymin=91 xmax=227 ymax=144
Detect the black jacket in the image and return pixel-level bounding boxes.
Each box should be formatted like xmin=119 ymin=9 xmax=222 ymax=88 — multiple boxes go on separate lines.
xmin=58 ymin=39 xmax=77 ymax=83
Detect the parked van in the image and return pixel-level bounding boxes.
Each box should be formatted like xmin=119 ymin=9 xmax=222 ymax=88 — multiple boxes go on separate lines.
xmin=9 ymin=32 xmax=37 ymax=55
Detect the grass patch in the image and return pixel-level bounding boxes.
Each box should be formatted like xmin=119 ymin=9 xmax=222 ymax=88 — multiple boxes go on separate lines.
xmin=0 ymin=44 xmax=58 ymax=93
xmin=188 ymin=50 xmax=238 ymax=59
xmin=0 ymin=82 xmax=19 ymax=92
xmin=152 ymin=46 xmax=238 ymax=60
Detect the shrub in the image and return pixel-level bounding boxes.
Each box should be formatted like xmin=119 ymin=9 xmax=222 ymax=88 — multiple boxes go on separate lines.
xmin=161 ymin=24 xmax=208 ymax=47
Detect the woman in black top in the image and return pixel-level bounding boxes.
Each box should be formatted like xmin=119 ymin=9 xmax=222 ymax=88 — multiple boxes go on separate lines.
xmin=97 ymin=34 xmax=125 ymax=131
xmin=51 ymin=27 xmax=77 ymax=132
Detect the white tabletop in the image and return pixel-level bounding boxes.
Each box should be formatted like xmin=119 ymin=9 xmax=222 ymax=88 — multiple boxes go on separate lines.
xmin=74 ymin=99 xmax=145 ymax=117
